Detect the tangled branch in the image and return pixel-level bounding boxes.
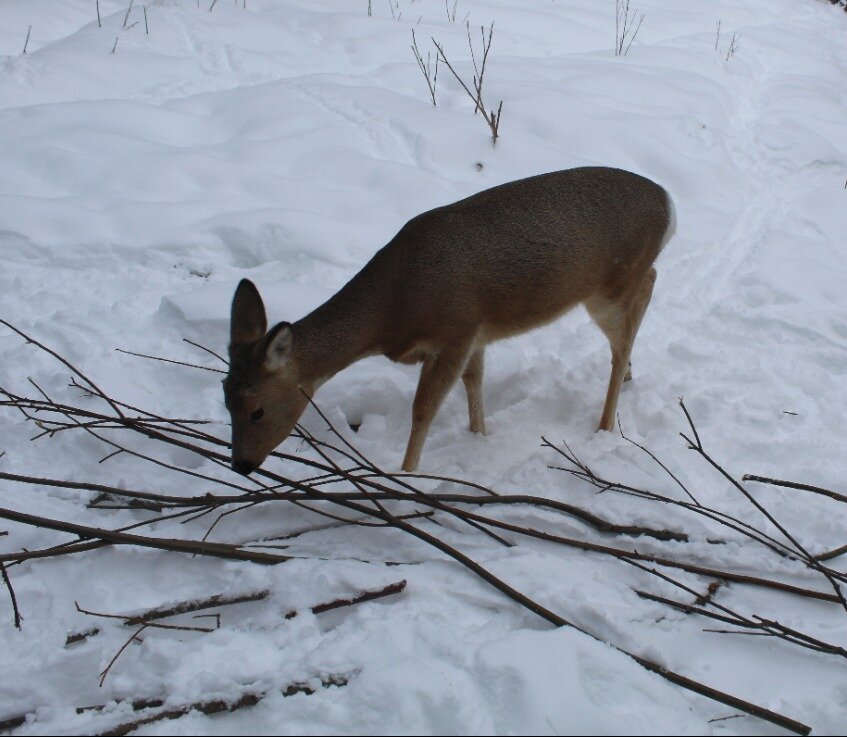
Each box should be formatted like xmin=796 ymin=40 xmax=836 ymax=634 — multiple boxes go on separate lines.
xmin=3 ymin=322 xmax=841 ymax=735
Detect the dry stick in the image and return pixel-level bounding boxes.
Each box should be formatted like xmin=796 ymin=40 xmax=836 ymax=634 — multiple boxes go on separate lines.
xmin=298 ymin=395 xmax=510 ymax=542
xmin=143 ymin=6 xmax=149 ymax=34
xmin=296 ymin=411 xmax=513 ymax=547
xmin=182 ymin=337 xmax=228 ymax=365
xmin=0 ymin=471 xmax=203 ymax=511
xmin=299 ymin=392 xmax=496 ymax=547
xmin=0 ymin=506 xmax=291 ymax=565
xmin=99 ymin=625 xmax=146 ymax=686
xmin=627 ymin=560 xmax=847 ymax=659
xmin=286 ymin=579 xmax=407 ymax=618
xmin=91 ymin=592 xmax=267 ymax=627
xmin=5 ymin=464 xmax=633 ymax=544
xmin=76 ymin=602 xmax=215 ymax=634
xmin=97 ymin=0 xmax=102 ymax=28
xmin=432 ymin=29 xmax=502 ymax=144
xmin=22 ymin=25 xmax=32 ymax=55
xmin=744 ymin=474 xmax=847 ymax=505
xmin=725 ymin=33 xmax=740 ymax=62
xmin=0 ymin=389 xmax=211 ymax=431
xmin=298 ymin=494 xmax=811 ymax=735
xmin=436 ymin=503 xmax=841 ymax=604
xmin=545 ymin=437 xmax=819 ymax=567
xmin=617 ymin=419 xmax=699 ymax=505
xmin=411 ymin=29 xmax=438 ymax=106
xmin=815 ymin=543 xmax=847 ymax=563
xmin=115 ymin=348 xmax=225 ymax=374
xmin=327 ymin=487 xmax=686 ymax=542
xmin=18 ymin=383 xmax=254 ymax=494
xmin=5 ymin=469 xmax=827 ymax=603
xmin=0 ymin=713 xmax=27 ymax=732
xmin=0 ymin=561 xmax=22 ymax=629
xmin=92 ymin=676 xmax=350 ymax=737
xmin=67 ymin=626 xmax=101 ymax=646
xmin=3 ymin=503 xmax=213 ymax=568
xmin=0 ymin=320 xmax=125 ymax=418
xmin=356 ymin=469 xmax=498 ymax=497
xmin=615 ymin=0 xmax=644 ymax=56
xmin=67 ymin=590 xmax=270 ymax=645
xmin=2 ymin=463 xmax=839 ymax=604
xmin=679 ymin=398 xmax=847 ymax=614
xmin=77 ymin=696 xmax=165 ymax=715
xmin=122 ymin=0 xmax=135 ymax=29
xmin=296 ymin=417 xmax=389 ymax=518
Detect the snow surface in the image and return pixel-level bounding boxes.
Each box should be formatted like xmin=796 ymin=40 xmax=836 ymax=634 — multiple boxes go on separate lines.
xmin=1 ymin=0 xmax=847 ymax=734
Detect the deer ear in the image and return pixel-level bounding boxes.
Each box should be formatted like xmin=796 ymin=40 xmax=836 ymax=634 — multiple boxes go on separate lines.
xmin=263 ymin=322 xmax=294 ymax=371
xmin=230 ymin=279 xmax=267 ymax=345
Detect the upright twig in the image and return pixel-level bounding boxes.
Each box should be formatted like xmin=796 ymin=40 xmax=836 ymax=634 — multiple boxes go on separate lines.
xmin=725 ymin=33 xmax=741 ymax=61
xmin=432 ymin=24 xmax=503 ymax=145
xmin=0 ymin=561 xmax=22 ymax=629
xmin=22 ymin=25 xmax=32 ymax=55
xmin=411 ymin=29 xmax=439 ymax=106
xmin=445 ymin=0 xmax=458 ymax=22
xmin=615 ymin=0 xmax=644 ymax=56
xmin=123 ymin=0 xmax=135 ymax=29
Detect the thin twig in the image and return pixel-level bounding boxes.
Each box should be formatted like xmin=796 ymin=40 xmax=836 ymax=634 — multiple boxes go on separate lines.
xmin=0 ymin=561 xmax=22 ymax=629
xmin=116 ymin=348 xmax=226 ymax=374
xmin=744 ymin=474 xmax=847 ymax=505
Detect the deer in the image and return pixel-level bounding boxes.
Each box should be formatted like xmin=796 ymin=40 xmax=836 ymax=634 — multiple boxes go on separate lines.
xmin=224 ymin=166 xmax=675 ymax=475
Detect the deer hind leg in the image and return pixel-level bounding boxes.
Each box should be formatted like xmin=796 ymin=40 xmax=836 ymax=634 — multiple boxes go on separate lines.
xmin=586 ymin=267 xmax=657 ymax=432
xmin=402 ymin=343 xmax=473 ymax=471
xmin=462 ymin=347 xmax=486 ymax=435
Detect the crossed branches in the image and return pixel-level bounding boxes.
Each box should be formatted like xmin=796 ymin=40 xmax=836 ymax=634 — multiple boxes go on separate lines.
xmin=4 ymin=321 xmax=846 ymax=735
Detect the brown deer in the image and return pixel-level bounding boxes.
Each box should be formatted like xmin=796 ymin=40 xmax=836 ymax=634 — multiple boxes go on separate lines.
xmin=224 ymin=167 xmax=675 ymax=474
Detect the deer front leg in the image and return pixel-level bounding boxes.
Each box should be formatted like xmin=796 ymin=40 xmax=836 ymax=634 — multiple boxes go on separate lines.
xmin=402 ymin=344 xmax=473 ymax=471
xmin=461 ymin=347 xmax=486 ymax=434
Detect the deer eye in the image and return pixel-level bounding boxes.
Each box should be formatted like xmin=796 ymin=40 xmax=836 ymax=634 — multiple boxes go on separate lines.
xmin=250 ymin=408 xmax=265 ymax=422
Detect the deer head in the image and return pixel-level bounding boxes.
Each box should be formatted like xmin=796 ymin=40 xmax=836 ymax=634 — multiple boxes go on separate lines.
xmin=224 ymin=279 xmax=310 ymax=475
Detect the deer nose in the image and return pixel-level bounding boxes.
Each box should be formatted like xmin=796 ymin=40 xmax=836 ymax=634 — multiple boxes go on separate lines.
xmin=232 ymin=459 xmax=258 ymax=476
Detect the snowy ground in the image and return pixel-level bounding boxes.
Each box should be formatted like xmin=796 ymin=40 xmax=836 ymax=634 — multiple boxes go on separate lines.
xmin=1 ymin=0 xmax=847 ymax=734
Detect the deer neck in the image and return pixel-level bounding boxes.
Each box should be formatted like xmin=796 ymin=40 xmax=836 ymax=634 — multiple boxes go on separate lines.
xmin=291 ymin=278 xmax=384 ymax=390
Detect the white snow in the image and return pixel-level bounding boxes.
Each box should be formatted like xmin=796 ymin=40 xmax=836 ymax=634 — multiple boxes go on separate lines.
xmin=1 ymin=0 xmax=847 ymax=734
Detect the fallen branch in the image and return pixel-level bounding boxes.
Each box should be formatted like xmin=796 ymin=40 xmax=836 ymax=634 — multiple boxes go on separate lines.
xmin=91 ymin=675 xmax=352 ymax=737
xmin=0 ymin=322 xmax=824 ymax=734
xmin=0 ymin=506 xmax=291 ymax=565
xmin=744 ymin=474 xmax=847 ymax=505
xmin=286 ymin=579 xmax=407 ymax=618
